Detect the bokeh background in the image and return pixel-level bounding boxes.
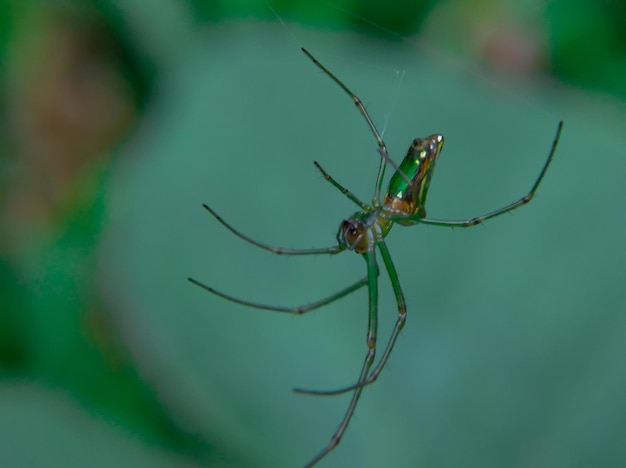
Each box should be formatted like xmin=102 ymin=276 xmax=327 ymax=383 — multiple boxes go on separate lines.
xmin=1 ymin=0 xmax=625 ymax=467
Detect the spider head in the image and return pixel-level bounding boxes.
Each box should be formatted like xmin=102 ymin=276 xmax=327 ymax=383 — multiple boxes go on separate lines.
xmin=337 ymin=216 xmax=370 ymax=254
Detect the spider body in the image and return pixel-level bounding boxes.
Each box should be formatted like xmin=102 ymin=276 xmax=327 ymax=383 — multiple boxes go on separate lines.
xmin=339 ymin=134 xmax=444 ymax=253
xmin=190 ymin=48 xmax=562 ymax=467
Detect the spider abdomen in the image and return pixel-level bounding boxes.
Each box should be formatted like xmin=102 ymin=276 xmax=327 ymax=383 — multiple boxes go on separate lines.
xmin=383 ymin=134 xmax=444 ymax=225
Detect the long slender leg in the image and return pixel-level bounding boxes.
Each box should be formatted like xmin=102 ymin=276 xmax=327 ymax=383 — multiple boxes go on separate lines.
xmin=188 ymin=276 xmax=366 ymax=314
xmin=295 ymin=240 xmax=406 ymax=396
xmin=314 ymin=161 xmax=368 ymax=210
xmin=201 ymin=204 xmax=344 ymax=255
xmin=302 ymin=48 xmax=389 ymax=203
xmin=303 ymin=249 xmax=379 ymax=468
xmin=386 ymin=121 xmax=563 ymax=228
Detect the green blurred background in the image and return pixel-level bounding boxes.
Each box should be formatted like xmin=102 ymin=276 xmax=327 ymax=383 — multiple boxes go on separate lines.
xmin=1 ymin=0 xmax=625 ymax=467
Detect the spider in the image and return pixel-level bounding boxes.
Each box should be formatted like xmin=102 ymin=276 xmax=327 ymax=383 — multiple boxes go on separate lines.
xmin=189 ymin=47 xmax=563 ymax=467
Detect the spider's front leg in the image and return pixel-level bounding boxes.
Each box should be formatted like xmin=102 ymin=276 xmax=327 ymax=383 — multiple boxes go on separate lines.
xmin=295 ymin=239 xmax=407 ymax=396
xmin=301 ymin=248 xmax=380 ymax=468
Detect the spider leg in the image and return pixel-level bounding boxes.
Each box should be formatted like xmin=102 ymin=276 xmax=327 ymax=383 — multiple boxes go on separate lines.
xmin=302 ymin=48 xmax=390 ymax=203
xmin=201 ymin=204 xmax=344 ymax=255
xmin=295 ymin=240 xmax=406 ymax=396
xmin=302 ymin=249 xmax=379 ymax=467
xmin=188 ymin=276 xmax=367 ymax=314
xmin=314 ymin=161 xmax=367 ymax=210
xmin=387 ymin=121 xmax=563 ymax=228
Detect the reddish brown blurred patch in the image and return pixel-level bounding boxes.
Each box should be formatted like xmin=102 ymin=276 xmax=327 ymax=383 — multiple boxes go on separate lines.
xmin=482 ymin=27 xmax=546 ymax=73
xmin=2 ymin=7 xmax=137 ymax=250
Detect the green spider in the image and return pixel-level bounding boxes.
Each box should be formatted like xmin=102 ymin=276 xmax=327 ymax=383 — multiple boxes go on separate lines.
xmin=189 ymin=48 xmax=563 ymax=467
